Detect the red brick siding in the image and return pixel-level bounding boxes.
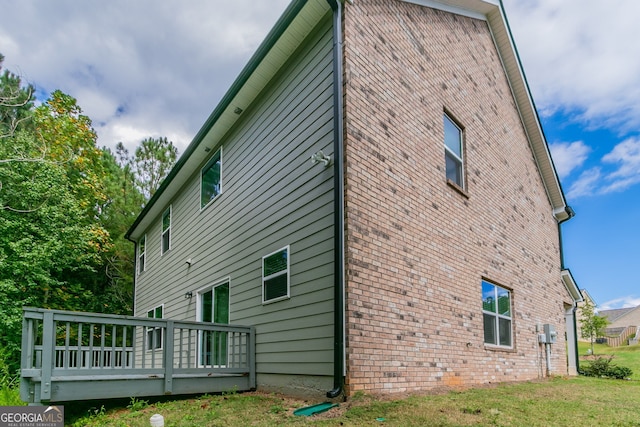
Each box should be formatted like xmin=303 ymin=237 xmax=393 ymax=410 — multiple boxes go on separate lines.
xmin=342 ymin=0 xmax=571 ymax=395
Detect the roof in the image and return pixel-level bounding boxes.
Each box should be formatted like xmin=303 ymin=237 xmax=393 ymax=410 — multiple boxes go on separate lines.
xmin=600 ymin=307 xmax=638 ymax=323
xmin=126 ymin=0 xmax=570 ymax=240
xmin=126 ymin=0 xmax=332 ymax=241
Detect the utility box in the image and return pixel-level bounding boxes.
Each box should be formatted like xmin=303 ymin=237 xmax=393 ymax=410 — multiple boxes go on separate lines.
xmin=543 ymin=324 xmax=557 ymax=344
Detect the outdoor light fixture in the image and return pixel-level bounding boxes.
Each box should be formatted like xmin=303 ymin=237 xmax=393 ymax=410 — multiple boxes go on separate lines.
xmin=311 ymin=150 xmax=331 ymax=167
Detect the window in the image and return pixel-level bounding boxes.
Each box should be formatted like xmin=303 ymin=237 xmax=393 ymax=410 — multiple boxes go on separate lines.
xmin=146 ymin=305 xmax=163 ymax=351
xmin=138 ymin=234 xmax=146 ymax=274
xmin=201 ymin=148 xmax=222 ymax=209
xmin=482 ymin=281 xmax=512 ymax=347
xmin=444 ymin=113 xmax=464 ymax=188
xmin=262 ymin=246 xmax=290 ymax=303
xmin=198 ymin=280 xmax=230 ymax=366
xmin=162 ymin=206 xmax=171 ymax=254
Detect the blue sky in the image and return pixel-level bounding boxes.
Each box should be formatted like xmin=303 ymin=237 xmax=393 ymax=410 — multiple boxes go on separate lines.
xmin=0 ymin=0 xmax=637 ymax=309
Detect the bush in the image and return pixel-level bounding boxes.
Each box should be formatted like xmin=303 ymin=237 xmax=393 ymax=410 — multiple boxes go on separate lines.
xmin=0 ymin=349 xmax=24 ymax=406
xmin=580 ymin=356 xmax=633 ymax=380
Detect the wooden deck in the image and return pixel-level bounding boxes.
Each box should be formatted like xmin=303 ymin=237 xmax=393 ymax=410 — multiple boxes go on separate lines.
xmin=20 ymin=307 xmax=256 ymax=404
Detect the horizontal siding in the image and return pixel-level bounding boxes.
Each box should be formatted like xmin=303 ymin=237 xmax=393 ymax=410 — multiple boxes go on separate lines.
xmin=135 ymin=14 xmax=335 ymax=377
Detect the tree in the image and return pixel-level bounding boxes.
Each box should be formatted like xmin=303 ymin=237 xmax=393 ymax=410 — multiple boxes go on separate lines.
xmin=0 ymin=53 xmax=34 ymax=140
xmin=579 ymin=298 xmax=610 ymax=355
xmin=132 ymin=137 xmax=178 ymax=199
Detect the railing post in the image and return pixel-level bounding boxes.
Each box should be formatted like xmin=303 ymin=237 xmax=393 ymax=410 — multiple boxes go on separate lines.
xmin=249 ymin=326 xmax=256 ymax=389
xmin=163 ymin=320 xmax=174 ymax=395
xmin=20 ymin=311 xmax=35 ymax=403
xmin=40 ymin=311 xmax=55 ymax=402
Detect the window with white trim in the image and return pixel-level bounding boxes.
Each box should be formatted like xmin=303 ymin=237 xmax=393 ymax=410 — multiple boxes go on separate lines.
xmin=138 ymin=234 xmax=146 ymax=275
xmin=201 ymin=148 xmax=222 ymax=209
xmin=146 ymin=305 xmax=163 ymax=351
xmin=444 ymin=113 xmax=464 ymax=188
xmin=161 ymin=206 xmax=171 ymax=254
xmin=482 ymin=280 xmax=512 ymax=347
xmin=262 ymin=246 xmax=290 ymax=303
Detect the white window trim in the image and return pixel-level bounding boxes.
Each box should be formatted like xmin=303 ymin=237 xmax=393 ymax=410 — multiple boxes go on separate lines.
xmin=262 ymin=245 xmax=291 ymax=304
xmin=161 ymin=205 xmax=172 ymax=255
xmin=444 ymin=113 xmax=465 ymax=189
xmin=137 ymin=234 xmax=146 ymax=275
xmin=195 ymin=277 xmax=231 ymax=324
xmin=146 ymin=304 xmax=164 ymax=352
xmin=482 ymin=281 xmax=513 ymax=349
xmin=200 ymin=147 xmax=223 ymax=211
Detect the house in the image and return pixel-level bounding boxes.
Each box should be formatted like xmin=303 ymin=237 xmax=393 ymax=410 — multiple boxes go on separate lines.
xmin=600 ymin=305 xmax=640 ymax=346
xmin=124 ymin=0 xmax=582 ymax=398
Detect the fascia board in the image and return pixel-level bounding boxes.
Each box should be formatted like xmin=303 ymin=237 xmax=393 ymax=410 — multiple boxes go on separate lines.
xmin=562 ymin=269 xmax=583 ymax=303
xmin=126 ymin=0 xmax=331 ymax=240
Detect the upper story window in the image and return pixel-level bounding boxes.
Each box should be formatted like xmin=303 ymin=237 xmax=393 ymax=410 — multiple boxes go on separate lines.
xmin=482 ymin=280 xmax=512 ymax=347
xmin=262 ymin=246 xmax=290 ymax=304
xmin=138 ymin=234 xmax=146 ymax=274
xmin=146 ymin=305 xmax=164 ymax=351
xmin=161 ymin=206 xmax=171 ymax=254
xmin=444 ymin=113 xmax=464 ymax=188
xmin=201 ymin=148 xmax=222 ymax=209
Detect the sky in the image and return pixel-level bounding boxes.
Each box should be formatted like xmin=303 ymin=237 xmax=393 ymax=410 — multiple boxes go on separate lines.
xmin=0 ymin=0 xmax=637 ymax=310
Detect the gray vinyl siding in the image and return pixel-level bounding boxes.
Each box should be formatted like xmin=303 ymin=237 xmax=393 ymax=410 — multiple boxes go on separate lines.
xmin=135 ymin=14 xmax=335 ymax=377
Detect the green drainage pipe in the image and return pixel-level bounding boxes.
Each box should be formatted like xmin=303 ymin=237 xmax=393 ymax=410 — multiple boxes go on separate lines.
xmin=293 ymin=402 xmax=339 ymax=417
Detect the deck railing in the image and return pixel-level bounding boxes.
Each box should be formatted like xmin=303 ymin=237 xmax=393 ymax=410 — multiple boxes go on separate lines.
xmin=20 ymin=307 xmax=255 ymax=404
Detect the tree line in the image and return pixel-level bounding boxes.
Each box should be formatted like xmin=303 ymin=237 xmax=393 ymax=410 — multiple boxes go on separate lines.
xmin=0 ymin=53 xmax=178 ymax=373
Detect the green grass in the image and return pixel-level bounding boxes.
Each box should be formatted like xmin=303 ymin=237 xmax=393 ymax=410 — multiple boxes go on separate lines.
xmin=65 ymin=376 xmax=640 ymax=426
xmin=578 ymin=340 xmax=640 ymax=380
xmin=2 ymin=342 xmax=637 ymax=425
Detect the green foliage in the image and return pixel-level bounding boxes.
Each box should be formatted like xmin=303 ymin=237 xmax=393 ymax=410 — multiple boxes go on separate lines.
xmin=127 ymin=397 xmax=149 ymax=412
xmin=0 ymin=54 xmax=182 ymax=376
xmin=131 ymin=137 xmax=178 ymax=199
xmin=0 ymin=54 xmax=34 ymax=138
xmin=580 ymin=355 xmax=633 ymax=379
xmin=579 ymin=298 xmax=609 ymax=355
xmin=0 ymin=349 xmax=24 ymax=406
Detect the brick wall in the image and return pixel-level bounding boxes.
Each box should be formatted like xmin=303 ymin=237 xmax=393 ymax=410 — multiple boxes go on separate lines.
xmin=342 ymin=0 xmax=573 ymax=395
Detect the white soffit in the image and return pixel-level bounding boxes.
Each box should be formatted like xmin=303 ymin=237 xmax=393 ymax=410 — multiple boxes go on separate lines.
xmin=400 ymin=0 xmax=499 ymax=21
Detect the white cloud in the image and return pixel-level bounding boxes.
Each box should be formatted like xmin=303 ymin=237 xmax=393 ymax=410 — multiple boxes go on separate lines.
xmin=599 ymin=296 xmax=640 ymax=311
xmin=503 ymin=0 xmax=640 ymax=132
xmin=564 ymin=138 xmax=640 ymax=198
xmin=549 ymin=141 xmax=590 ymax=179
xmin=566 ymin=168 xmax=601 ymax=199
xmin=602 ymin=137 xmax=640 ymax=178
xmin=0 ymin=0 xmax=291 ymax=154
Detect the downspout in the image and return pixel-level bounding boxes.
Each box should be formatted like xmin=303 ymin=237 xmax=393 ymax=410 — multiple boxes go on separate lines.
xmin=326 ymin=0 xmax=345 ymax=399
xmin=557 ymin=206 xmax=578 ymax=372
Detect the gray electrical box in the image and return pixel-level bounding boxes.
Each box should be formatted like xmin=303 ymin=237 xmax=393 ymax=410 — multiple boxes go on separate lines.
xmin=543 ymin=324 xmax=557 ymax=344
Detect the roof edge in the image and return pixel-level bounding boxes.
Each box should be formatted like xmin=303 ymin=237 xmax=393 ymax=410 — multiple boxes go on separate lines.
xmin=126 ymin=0 xmax=309 ymax=240
xmin=561 ymin=269 xmax=583 ymax=303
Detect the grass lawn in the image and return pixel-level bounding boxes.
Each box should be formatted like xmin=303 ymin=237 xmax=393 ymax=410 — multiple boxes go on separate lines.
xmin=578 ymin=340 xmax=640 ymax=380
xmin=67 ymin=375 xmax=640 ymax=426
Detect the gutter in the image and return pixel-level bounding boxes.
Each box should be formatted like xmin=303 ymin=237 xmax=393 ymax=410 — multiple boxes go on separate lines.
xmin=557 ymin=206 xmax=582 ymax=373
xmin=326 ymin=0 xmax=345 ymax=399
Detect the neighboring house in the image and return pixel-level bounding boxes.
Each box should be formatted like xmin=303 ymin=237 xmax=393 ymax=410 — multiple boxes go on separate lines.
xmin=125 ymin=0 xmax=582 ymax=398
xmin=600 ymin=305 xmax=640 ymax=346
